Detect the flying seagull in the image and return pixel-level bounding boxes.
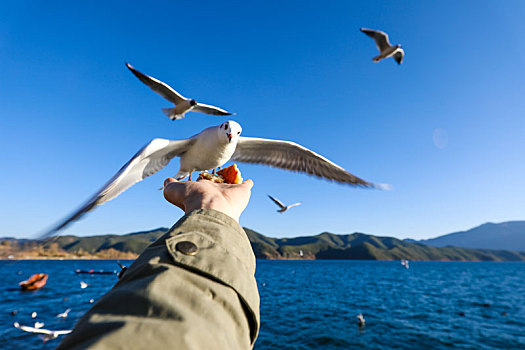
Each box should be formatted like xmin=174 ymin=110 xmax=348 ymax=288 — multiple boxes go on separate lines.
xmin=57 ymin=308 xmax=71 ymax=319
xmin=40 ymin=120 xmax=389 ymax=237
xmin=13 ymin=322 xmax=72 ymax=342
xmin=126 ymin=63 xmax=234 ymax=120
xmin=360 ymin=28 xmax=404 ymax=64
xmin=267 ymin=195 xmax=302 ymax=213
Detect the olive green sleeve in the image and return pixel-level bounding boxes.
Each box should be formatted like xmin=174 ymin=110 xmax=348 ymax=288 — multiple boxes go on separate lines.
xmin=57 ymin=209 xmax=260 ymax=350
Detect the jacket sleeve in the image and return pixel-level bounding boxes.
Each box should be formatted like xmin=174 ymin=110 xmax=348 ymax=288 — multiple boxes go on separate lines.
xmin=57 ymin=209 xmax=260 ymax=350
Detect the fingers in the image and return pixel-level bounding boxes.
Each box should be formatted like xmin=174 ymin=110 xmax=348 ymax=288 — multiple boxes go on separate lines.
xmin=242 ymin=179 xmax=254 ymax=189
xmin=163 ymin=178 xmax=186 ymax=211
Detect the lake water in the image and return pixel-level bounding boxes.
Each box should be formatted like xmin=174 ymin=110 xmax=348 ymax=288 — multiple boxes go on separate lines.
xmin=1 ymin=260 xmax=524 ymax=349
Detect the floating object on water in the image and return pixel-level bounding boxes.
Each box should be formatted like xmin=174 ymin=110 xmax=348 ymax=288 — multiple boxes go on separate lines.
xmin=57 ymin=308 xmax=71 ymax=319
xmin=357 ymin=313 xmax=366 ymax=327
xmin=458 ymin=312 xmax=465 ymax=317
xmin=80 ymin=281 xmax=88 ymax=289
xmin=19 ymin=273 xmax=48 ymax=291
xmin=89 ymin=299 xmax=95 ymax=304
xmin=401 ymin=259 xmax=409 ymax=269
xmin=34 ymin=322 xmax=44 ymax=329
xmin=31 ymin=312 xmax=37 ymax=319
xmin=10 ymin=310 xmax=18 ymax=316
xmin=268 ymin=195 xmax=302 ymax=213
xmin=75 ymin=269 xmax=116 ymax=275
xmin=13 ymin=322 xmax=72 ymax=342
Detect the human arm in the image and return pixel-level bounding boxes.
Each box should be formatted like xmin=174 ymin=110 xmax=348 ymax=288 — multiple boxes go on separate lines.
xmin=57 ymin=179 xmax=259 ymax=349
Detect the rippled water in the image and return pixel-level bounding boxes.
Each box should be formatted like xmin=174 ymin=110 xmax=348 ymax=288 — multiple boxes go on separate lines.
xmin=1 ymin=260 xmax=524 ymax=349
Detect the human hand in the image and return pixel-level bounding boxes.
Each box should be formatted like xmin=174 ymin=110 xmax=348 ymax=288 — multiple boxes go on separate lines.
xmin=163 ymin=178 xmax=254 ymax=222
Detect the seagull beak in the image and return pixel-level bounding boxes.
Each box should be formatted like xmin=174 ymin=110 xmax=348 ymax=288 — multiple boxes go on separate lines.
xmin=227 ymin=133 xmax=232 ymax=142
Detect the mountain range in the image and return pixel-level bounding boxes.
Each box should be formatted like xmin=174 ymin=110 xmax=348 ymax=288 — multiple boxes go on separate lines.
xmin=418 ymin=221 xmax=525 ymax=252
xmin=2 ymin=221 xmax=524 ymax=261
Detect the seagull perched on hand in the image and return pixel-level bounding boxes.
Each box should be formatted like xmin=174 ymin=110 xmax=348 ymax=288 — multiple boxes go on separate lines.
xmin=126 ymin=63 xmax=234 ymax=120
xmin=360 ymin=28 xmax=404 ymax=64
xmin=13 ymin=322 xmax=72 ymax=342
xmin=268 ymin=195 xmax=302 ymax=213
xmin=57 ymin=308 xmax=71 ymax=319
xmin=40 ymin=120 xmax=388 ymax=237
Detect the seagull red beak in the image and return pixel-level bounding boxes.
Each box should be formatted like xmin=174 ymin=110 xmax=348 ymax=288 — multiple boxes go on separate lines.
xmin=227 ymin=133 xmax=232 ymax=142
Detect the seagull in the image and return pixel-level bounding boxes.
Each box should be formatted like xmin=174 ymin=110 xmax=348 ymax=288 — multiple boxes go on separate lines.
xmin=57 ymin=308 xmax=71 ymax=319
xmin=34 ymin=322 xmax=44 ymax=329
xmin=360 ymin=28 xmax=404 ymax=64
xmin=80 ymin=281 xmax=88 ymax=289
xmin=14 ymin=322 xmax=72 ymax=342
xmin=126 ymin=63 xmax=234 ymax=120
xmin=31 ymin=312 xmax=37 ymax=319
xmin=357 ymin=314 xmax=366 ymax=327
xmin=267 ymin=195 xmax=302 ymax=213
xmin=40 ymin=120 xmax=389 ymax=237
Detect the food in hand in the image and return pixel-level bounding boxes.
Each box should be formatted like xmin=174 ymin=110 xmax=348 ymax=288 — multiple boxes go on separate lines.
xmin=198 ymin=164 xmax=243 ymax=184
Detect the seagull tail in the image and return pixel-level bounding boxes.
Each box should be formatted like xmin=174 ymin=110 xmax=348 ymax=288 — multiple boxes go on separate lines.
xmin=162 ymin=108 xmax=185 ymax=120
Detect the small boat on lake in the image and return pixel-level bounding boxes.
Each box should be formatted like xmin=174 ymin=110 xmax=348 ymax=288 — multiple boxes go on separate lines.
xmin=75 ymin=269 xmax=116 ymax=275
xmin=19 ymin=273 xmax=48 ymax=291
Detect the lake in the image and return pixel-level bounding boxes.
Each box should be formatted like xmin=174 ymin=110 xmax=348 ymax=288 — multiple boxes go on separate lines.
xmin=1 ymin=260 xmax=524 ymax=349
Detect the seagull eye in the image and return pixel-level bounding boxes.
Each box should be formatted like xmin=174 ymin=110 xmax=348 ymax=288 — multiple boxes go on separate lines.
xmin=237 ymin=131 xmax=240 ymax=135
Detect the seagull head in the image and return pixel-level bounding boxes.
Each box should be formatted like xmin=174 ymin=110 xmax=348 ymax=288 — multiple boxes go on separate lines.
xmin=218 ymin=120 xmax=242 ymax=143
xmin=189 ymin=99 xmax=197 ymax=106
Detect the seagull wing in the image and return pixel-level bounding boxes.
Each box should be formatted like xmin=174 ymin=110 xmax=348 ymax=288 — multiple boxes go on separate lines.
xmin=126 ymin=63 xmax=186 ymax=104
xmin=360 ymin=28 xmax=391 ymax=52
xmin=267 ymin=195 xmax=286 ymax=209
xmin=393 ymin=49 xmax=404 ymax=65
xmin=232 ymin=137 xmax=376 ymax=187
xmin=287 ymin=202 xmax=302 ymax=209
xmin=54 ymin=330 xmax=73 ymax=336
xmin=192 ymin=103 xmax=233 ymax=116
xmin=40 ymin=138 xmax=196 ymax=238
xmin=14 ymin=323 xmax=56 ymax=335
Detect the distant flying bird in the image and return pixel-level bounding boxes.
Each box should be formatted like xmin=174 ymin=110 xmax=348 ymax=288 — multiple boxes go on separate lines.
xmin=360 ymin=28 xmax=404 ymax=64
xmin=57 ymin=308 xmax=71 ymax=319
xmin=80 ymin=281 xmax=88 ymax=289
xmin=267 ymin=195 xmax=302 ymax=213
xmin=14 ymin=322 xmax=72 ymax=342
xmin=357 ymin=314 xmax=366 ymax=327
xmin=41 ymin=121 xmax=388 ymax=237
xmin=126 ymin=63 xmax=234 ymax=120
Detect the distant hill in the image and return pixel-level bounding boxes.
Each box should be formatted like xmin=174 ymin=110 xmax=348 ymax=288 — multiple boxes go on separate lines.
xmin=243 ymin=228 xmax=525 ymax=261
xmin=419 ymin=221 xmax=525 ymax=252
xmin=41 ymin=227 xmax=169 ymax=254
xmin=3 ymin=224 xmax=525 ymax=261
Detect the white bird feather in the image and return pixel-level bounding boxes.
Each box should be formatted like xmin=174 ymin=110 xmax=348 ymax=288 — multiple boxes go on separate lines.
xmin=40 ymin=121 xmax=388 ymax=238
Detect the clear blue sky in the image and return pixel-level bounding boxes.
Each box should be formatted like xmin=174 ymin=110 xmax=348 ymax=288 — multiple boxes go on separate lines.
xmin=2 ymin=1 xmax=525 ymax=239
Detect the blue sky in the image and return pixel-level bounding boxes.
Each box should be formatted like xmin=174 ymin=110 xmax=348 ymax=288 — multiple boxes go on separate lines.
xmin=1 ymin=1 xmax=525 ymax=239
